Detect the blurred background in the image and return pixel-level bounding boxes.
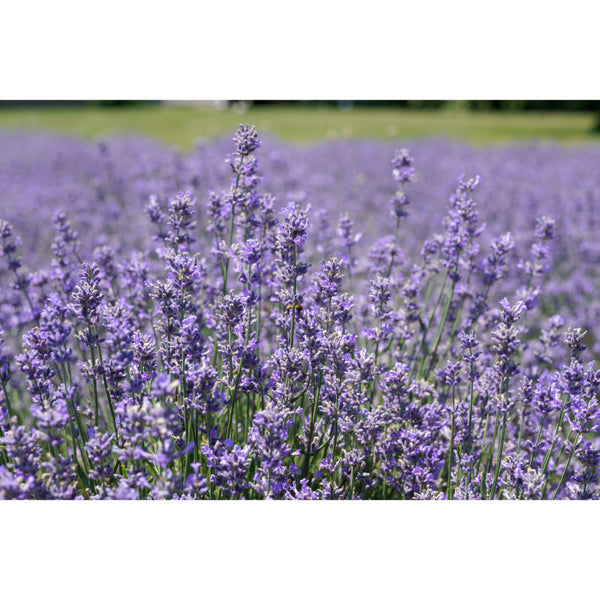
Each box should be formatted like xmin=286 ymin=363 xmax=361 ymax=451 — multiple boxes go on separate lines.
xmin=1 ymin=100 xmax=599 ymax=149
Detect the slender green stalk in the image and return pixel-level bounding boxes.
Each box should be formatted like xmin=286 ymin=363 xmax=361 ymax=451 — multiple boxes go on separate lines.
xmin=446 ymin=385 xmax=456 ymax=499
xmin=540 ymin=396 xmax=569 ymax=475
xmin=475 ymin=409 xmax=491 ymax=468
xmin=464 ymin=359 xmax=476 ymax=496
xmin=481 ymin=411 xmax=500 ymax=499
xmin=95 ymin=335 xmax=118 ymax=439
xmin=9 ymin=261 xmax=40 ymax=326
xmin=552 ymin=432 xmax=581 ymax=499
xmin=529 ymin=416 xmax=546 ymax=469
xmin=412 ymin=270 xmax=449 ymax=377
xmin=329 ymin=397 xmax=340 ymax=500
xmin=1 ymin=381 xmax=13 ymax=422
xmin=384 ymin=216 xmax=401 ymax=280
xmin=424 ymin=276 xmax=457 ymax=378
xmin=541 ymin=441 xmax=567 ymax=498
xmin=302 ymin=379 xmax=320 ymax=480
xmin=225 ymin=300 xmax=253 ymax=442
xmin=465 ymin=353 xmax=476 ymax=452
xmin=490 ymin=411 xmax=508 ymax=499
xmin=289 ymin=245 xmax=298 ymax=350
xmin=222 ymin=156 xmax=245 ymax=295
xmin=88 ymin=335 xmax=100 ymax=428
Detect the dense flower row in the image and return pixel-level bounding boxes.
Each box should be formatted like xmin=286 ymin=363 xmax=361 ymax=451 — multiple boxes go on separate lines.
xmin=0 ymin=125 xmax=598 ymax=499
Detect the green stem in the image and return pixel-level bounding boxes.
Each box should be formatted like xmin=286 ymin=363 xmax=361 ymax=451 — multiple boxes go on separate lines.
xmin=552 ymin=432 xmax=581 ymax=499
xmin=490 ymin=411 xmax=508 ymax=499
xmin=412 ymin=270 xmax=448 ymax=377
xmin=95 ymin=334 xmax=118 ymax=440
xmin=329 ymin=398 xmax=340 ymax=500
xmin=516 ymin=405 xmax=526 ymax=455
xmin=446 ymin=385 xmax=456 ymax=499
xmin=1 ymin=381 xmax=13 ymax=422
xmin=384 ymin=216 xmax=401 ymax=279
xmin=222 ymin=156 xmax=244 ymax=295
xmin=540 ymin=396 xmax=569 ymax=475
xmin=289 ymin=245 xmax=298 ymax=350
xmin=482 ymin=411 xmax=500 ymax=498
xmin=88 ymin=335 xmax=100 ymax=428
xmin=529 ymin=416 xmax=545 ymax=469
xmin=424 ymin=273 xmax=458 ymax=378
xmin=225 ymin=301 xmax=253 ymax=441
xmin=541 ymin=441 xmax=566 ymax=498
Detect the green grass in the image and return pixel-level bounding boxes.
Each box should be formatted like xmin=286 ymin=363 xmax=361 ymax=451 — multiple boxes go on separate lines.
xmin=0 ymin=103 xmax=599 ymax=149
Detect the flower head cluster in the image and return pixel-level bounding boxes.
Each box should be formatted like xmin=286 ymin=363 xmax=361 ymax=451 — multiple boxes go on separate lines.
xmin=0 ymin=126 xmax=598 ymax=501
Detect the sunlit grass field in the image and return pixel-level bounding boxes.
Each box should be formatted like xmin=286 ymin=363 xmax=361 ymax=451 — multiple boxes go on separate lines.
xmin=0 ymin=103 xmax=599 ymax=148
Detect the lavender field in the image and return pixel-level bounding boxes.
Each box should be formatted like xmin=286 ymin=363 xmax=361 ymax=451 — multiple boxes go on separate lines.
xmin=1 ymin=125 xmax=600 ymax=500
